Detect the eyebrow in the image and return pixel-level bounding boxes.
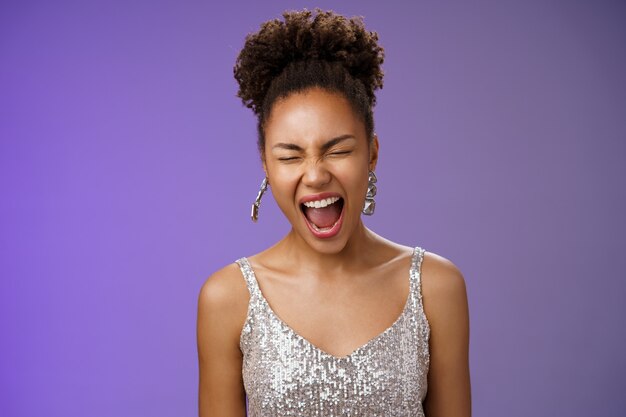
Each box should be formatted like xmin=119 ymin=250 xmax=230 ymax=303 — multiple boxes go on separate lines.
xmin=272 ymin=134 xmax=356 ymax=152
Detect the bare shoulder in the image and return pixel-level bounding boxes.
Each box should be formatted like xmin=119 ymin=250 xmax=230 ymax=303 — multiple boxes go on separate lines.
xmin=197 ymin=262 xmax=249 ymax=329
xmin=421 ymin=251 xmax=467 ymax=298
xmin=419 ymin=251 xmax=472 ymax=415
xmin=420 ymin=250 xmax=469 ymax=325
xmin=197 ymin=262 xmax=249 ymax=416
xmin=198 ymin=263 xmax=249 ymax=313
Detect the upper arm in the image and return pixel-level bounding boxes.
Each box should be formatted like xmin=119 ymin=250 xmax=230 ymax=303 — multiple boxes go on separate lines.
xmin=197 ymin=264 xmax=248 ymax=417
xmin=421 ymin=252 xmax=471 ymax=417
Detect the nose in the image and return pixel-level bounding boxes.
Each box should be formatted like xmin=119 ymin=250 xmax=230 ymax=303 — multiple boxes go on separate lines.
xmin=301 ymin=159 xmax=331 ymax=189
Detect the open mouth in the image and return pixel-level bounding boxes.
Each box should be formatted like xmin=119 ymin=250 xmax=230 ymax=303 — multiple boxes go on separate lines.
xmin=300 ymin=196 xmax=345 ymax=236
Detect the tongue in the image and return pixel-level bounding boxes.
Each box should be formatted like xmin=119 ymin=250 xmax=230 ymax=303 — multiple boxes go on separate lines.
xmin=304 ymin=203 xmax=341 ymax=228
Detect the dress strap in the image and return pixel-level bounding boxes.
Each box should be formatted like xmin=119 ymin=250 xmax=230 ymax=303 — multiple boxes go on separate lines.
xmin=410 ymin=246 xmax=426 ymax=304
xmin=235 ymin=257 xmax=261 ymax=298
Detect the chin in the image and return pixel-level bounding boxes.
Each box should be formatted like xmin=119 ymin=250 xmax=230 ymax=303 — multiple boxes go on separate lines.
xmin=303 ymin=234 xmax=351 ymax=255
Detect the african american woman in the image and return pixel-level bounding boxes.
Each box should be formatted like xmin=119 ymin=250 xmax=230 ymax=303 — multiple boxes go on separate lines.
xmin=197 ymin=8 xmax=471 ymax=417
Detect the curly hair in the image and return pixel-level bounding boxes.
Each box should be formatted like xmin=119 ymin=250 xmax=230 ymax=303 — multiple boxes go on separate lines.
xmin=233 ymin=8 xmax=385 ymax=154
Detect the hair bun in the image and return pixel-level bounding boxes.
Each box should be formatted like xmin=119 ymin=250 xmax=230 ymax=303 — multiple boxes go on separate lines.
xmin=234 ymin=8 xmax=385 ymax=115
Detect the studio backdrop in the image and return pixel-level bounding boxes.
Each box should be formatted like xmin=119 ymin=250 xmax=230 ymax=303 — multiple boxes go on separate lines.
xmin=1 ymin=1 xmax=625 ymax=416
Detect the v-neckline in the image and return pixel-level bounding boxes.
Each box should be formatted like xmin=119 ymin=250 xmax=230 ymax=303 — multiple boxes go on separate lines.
xmin=241 ymin=248 xmax=416 ymax=361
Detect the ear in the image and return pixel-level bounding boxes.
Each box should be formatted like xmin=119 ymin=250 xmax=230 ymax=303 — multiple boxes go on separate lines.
xmin=261 ymin=153 xmax=269 ymax=181
xmin=369 ymin=134 xmax=380 ymax=172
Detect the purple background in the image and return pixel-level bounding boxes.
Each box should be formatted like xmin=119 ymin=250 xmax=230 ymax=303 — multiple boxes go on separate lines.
xmin=1 ymin=0 xmax=625 ymax=416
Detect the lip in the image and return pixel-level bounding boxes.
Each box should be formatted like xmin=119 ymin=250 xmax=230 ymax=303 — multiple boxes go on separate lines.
xmin=298 ymin=192 xmax=345 ymax=239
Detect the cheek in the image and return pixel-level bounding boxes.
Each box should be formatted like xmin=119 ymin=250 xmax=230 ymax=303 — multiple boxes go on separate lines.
xmin=269 ymin=165 xmax=300 ymax=192
xmin=333 ymin=159 xmax=369 ymax=190
xmin=267 ymin=167 xmax=299 ymax=206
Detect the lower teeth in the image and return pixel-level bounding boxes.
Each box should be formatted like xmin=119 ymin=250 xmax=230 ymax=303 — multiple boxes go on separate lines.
xmin=310 ymin=219 xmax=340 ymax=232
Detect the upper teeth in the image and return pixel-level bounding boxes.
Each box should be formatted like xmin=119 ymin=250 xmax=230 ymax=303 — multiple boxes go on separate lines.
xmin=303 ymin=196 xmax=340 ymax=208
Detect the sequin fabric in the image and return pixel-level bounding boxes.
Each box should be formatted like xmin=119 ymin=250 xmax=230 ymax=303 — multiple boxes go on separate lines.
xmin=235 ymin=246 xmax=430 ymax=417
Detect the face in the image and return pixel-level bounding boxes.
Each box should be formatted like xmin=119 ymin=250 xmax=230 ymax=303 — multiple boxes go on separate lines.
xmin=263 ymin=87 xmax=379 ymax=254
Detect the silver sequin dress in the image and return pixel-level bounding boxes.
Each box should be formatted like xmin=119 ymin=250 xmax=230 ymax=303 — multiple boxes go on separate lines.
xmin=235 ymin=246 xmax=430 ymax=416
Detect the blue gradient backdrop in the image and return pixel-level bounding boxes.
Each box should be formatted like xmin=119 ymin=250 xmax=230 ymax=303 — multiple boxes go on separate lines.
xmin=1 ymin=1 xmax=625 ymax=416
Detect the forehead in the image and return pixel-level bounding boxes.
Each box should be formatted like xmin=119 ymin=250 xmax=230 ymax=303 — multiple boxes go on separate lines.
xmin=264 ymin=88 xmax=365 ymax=146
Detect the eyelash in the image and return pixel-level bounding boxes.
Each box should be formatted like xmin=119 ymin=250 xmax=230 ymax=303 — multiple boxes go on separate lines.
xmin=277 ymin=151 xmax=351 ymax=162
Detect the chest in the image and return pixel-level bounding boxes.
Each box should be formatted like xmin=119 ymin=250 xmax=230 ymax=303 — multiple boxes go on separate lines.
xmin=239 ymin=283 xmax=430 ymax=417
xmin=255 ymin=268 xmax=411 ymax=358
xmin=235 ymin=247 xmax=429 ymax=416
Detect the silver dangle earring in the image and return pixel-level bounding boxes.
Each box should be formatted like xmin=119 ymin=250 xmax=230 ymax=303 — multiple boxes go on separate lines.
xmin=362 ymin=170 xmax=377 ymax=215
xmin=250 ymin=177 xmax=269 ymax=222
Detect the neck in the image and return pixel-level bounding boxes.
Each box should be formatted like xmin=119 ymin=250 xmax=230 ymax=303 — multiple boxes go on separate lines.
xmin=276 ymin=219 xmax=379 ymax=275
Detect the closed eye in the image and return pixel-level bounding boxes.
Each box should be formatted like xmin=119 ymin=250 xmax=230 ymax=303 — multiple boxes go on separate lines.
xmin=329 ymin=150 xmax=352 ymax=156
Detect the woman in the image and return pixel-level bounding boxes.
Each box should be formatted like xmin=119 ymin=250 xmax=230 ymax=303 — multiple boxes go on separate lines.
xmin=197 ymin=9 xmax=471 ymax=417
